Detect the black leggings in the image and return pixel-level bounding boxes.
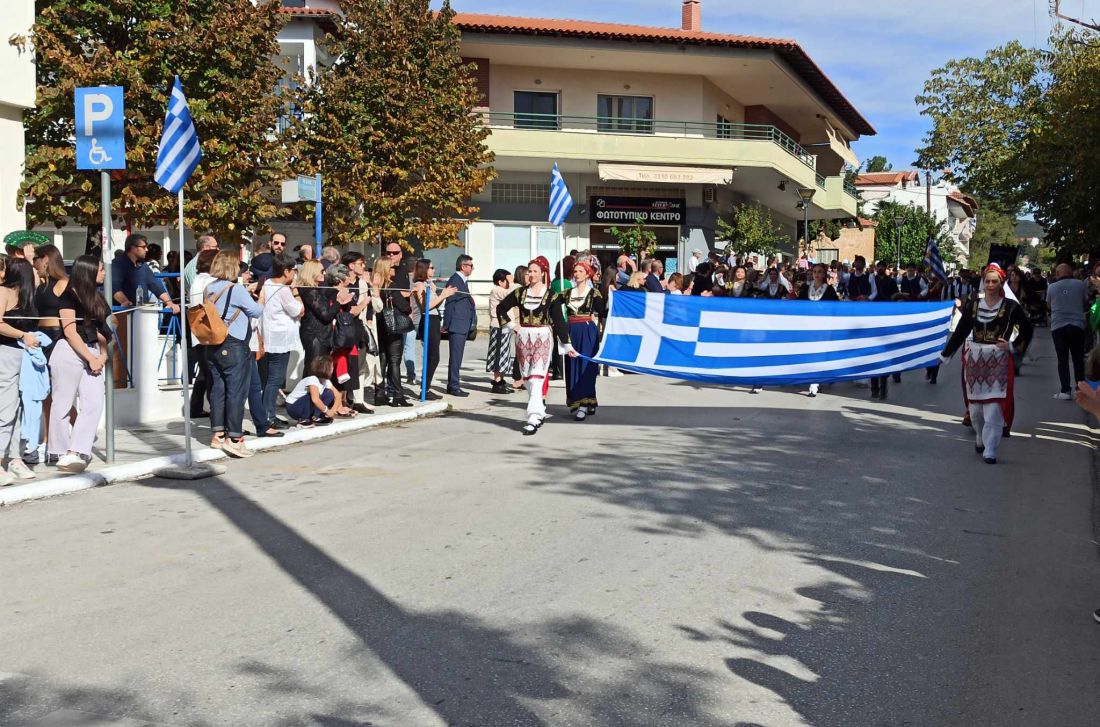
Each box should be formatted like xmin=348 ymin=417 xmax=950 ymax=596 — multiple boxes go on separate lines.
xmin=418 ymin=316 xmax=441 ymax=389
xmin=381 ymin=331 xmax=406 ymax=401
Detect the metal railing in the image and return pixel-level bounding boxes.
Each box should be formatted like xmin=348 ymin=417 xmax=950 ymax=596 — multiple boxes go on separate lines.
xmin=844 ymin=178 xmax=859 ymax=198
xmin=479 ymin=111 xmax=820 ymax=175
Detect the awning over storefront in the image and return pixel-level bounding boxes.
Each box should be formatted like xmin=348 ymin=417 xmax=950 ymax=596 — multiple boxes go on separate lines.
xmin=598 ymin=163 xmax=734 ymax=185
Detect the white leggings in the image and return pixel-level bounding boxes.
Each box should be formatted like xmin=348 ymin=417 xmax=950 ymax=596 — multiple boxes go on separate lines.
xmin=969 ymin=401 xmax=1004 ymax=459
xmin=525 ymin=378 xmax=546 ymax=423
xmin=48 ymin=340 xmax=104 ymax=456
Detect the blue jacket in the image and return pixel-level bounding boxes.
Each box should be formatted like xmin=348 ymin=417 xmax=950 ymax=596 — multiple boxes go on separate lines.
xmin=442 ymin=272 xmax=475 ymax=335
xmin=19 ymin=332 xmax=52 ymax=401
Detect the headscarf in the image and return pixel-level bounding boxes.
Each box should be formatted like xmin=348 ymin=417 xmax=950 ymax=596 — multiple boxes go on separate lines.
xmin=985 ymin=263 xmax=1007 ymax=282
xmin=529 ymin=256 xmax=550 ymax=278
xmin=574 ymin=260 xmax=597 ymax=281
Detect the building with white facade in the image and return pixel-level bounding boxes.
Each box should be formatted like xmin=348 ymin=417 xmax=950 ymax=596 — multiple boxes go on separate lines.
xmin=854 ymin=171 xmax=977 ymax=263
xmin=0 ymin=1 xmax=36 ymax=235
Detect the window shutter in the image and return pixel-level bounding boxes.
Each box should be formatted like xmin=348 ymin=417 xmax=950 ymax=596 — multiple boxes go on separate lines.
xmin=462 ymin=57 xmax=490 ymax=108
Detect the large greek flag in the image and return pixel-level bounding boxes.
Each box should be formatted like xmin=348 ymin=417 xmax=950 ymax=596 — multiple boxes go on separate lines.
xmin=926 ymin=235 xmax=947 ymax=283
xmin=548 ymin=163 xmax=573 ymax=226
xmin=154 ymin=76 xmax=202 ymax=194
xmin=594 ymin=292 xmax=953 ymax=386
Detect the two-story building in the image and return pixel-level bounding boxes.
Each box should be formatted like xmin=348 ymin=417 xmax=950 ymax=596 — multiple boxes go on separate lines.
xmin=452 ymin=3 xmax=872 ymax=280
xmin=0 ymin=0 xmax=36 ymax=234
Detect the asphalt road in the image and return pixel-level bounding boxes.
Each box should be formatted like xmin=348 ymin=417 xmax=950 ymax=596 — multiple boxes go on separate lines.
xmin=1 ymin=330 xmax=1099 ymax=727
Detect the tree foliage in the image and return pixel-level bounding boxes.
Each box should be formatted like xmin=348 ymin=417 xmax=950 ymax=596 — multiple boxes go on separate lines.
xmin=15 ymin=0 xmax=294 ymax=239
xmin=864 ymin=155 xmax=892 ymax=173
xmin=290 ymin=0 xmax=494 ymax=247
xmin=717 ymin=201 xmax=788 ymax=260
xmin=872 ymin=201 xmax=961 ymax=268
xmin=915 ymin=32 xmax=1100 ymax=255
xmin=609 ymin=219 xmax=657 ymax=259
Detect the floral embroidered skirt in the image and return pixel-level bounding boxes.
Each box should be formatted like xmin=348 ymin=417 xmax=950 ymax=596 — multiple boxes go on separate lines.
xmin=964 ymin=341 xmax=1013 ymax=410
xmin=515 ymin=326 xmax=554 ymax=380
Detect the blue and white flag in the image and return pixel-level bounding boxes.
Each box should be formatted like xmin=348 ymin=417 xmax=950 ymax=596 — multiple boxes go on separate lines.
xmin=926 ymin=234 xmax=947 ymax=283
xmin=154 ymin=76 xmax=202 ymax=194
xmin=548 ymin=163 xmax=573 ymax=226
xmin=593 ymin=292 xmax=953 ymax=386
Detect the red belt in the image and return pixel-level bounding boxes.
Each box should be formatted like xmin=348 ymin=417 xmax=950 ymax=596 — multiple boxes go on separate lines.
xmin=568 ymin=316 xmax=596 ymax=324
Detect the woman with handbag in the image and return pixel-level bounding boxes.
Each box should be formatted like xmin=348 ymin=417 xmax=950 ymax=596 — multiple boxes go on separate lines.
xmin=329 ymin=263 xmax=366 ymax=417
xmin=342 ymin=251 xmax=382 ymax=412
xmin=412 ymin=259 xmax=457 ymax=400
xmin=260 ymin=255 xmax=302 ymax=429
xmin=373 ymin=257 xmax=414 ymax=407
xmin=296 ymin=260 xmax=351 ymax=378
xmin=204 ymin=251 xmax=264 ymax=458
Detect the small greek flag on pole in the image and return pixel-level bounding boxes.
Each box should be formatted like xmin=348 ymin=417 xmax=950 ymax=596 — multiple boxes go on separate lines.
xmin=926 ymin=234 xmax=947 ymax=283
xmin=548 ymin=163 xmax=573 ymax=226
xmin=154 ymin=76 xmax=202 ymax=194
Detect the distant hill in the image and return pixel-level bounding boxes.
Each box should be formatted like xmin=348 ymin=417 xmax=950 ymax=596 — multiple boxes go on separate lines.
xmin=1015 ymin=219 xmax=1045 ymax=240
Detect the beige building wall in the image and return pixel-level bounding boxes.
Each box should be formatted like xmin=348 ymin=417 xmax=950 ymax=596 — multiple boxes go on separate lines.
xmin=831 ymin=225 xmax=876 ymax=264
xmin=0 ymin=0 xmax=36 ymax=234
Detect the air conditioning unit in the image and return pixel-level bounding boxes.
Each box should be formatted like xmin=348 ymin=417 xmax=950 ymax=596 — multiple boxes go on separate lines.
xmin=703 ymin=187 xmax=716 ymax=204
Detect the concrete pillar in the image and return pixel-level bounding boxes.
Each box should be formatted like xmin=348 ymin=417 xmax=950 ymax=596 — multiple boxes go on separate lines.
xmin=131 ymin=307 xmax=164 ymax=423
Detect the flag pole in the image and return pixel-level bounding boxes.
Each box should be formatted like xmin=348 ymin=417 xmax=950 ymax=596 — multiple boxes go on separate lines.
xmin=177 ymin=189 xmax=193 ymax=468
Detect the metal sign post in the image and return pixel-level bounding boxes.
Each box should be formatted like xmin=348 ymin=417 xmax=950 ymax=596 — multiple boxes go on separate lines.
xmin=76 ymin=86 xmax=125 ymax=463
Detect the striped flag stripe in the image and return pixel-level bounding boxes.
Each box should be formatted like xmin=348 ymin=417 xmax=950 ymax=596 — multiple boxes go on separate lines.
xmin=548 ymin=162 xmax=573 ymax=226
xmin=155 ymin=76 xmax=202 ymax=194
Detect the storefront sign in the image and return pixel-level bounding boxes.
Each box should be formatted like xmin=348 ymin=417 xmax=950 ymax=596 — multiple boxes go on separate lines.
xmin=590 ymin=196 xmax=685 ymax=225
xmin=598 ymin=163 xmax=734 ymax=185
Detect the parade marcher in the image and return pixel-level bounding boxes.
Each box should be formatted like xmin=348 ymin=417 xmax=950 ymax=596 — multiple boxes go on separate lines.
xmin=870 ymin=260 xmax=900 ymax=399
xmin=899 ymin=261 xmax=929 ymax=301
xmin=798 ymin=263 xmax=839 ymax=397
xmin=564 ymin=260 xmax=605 ymax=420
xmin=924 ymin=271 xmax=949 ymax=385
xmin=756 ymin=267 xmax=792 ymax=299
xmin=846 ymin=256 xmax=875 ymax=301
xmin=496 ymin=256 xmax=575 ymax=435
xmin=940 ymin=265 xmax=1033 ymax=464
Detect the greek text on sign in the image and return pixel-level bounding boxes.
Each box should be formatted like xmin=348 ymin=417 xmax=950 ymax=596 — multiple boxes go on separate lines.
xmin=590 ymin=196 xmax=685 ymax=225
xmin=74 ymin=86 xmax=126 ymax=171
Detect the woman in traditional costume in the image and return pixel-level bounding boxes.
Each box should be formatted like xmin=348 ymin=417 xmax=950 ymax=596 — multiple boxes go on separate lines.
xmin=798 ymin=263 xmax=839 ymax=397
xmin=497 ymin=257 xmax=575 ymax=435
xmin=757 ymin=267 xmax=792 ymax=300
xmin=564 ymin=260 xmax=605 ymax=420
xmin=940 ymin=265 xmax=1032 ymax=464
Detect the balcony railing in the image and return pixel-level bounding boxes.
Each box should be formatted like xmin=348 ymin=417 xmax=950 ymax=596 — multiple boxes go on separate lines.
xmin=479 ymin=111 xmax=820 ymax=179
xmin=844 ymin=178 xmax=859 ymax=198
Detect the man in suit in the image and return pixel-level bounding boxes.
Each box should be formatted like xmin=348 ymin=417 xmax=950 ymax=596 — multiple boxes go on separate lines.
xmin=644 ymin=259 xmax=665 ymax=292
xmin=443 ymin=255 xmax=476 ymax=397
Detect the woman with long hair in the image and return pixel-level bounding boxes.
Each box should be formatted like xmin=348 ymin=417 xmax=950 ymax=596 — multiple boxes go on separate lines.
xmin=797 ymin=263 xmax=839 ymax=398
xmin=757 ymin=267 xmax=792 ymax=299
xmin=412 ymin=258 xmax=456 ymax=399
xmin=204 ymin=251 xmax=264 ymax=458
xmin=25 ymin=244 xmax=69 ymax=466
xmin=497 ymin=256 xmax=574 ymax=435
xmin=296 ymin=259 xmax=347 ymax=378
xmin=940 ymin=264 xmax=1033 ymax=464
xmin=373 ymin=257 xmax=413 ymax=406
xmin=564 ymin=260 xmax=605 ymax=420
xmin=48 ymin=255 xmax=112 ymax=473
xmin=0 ymin=259 xmax=40 ymax=482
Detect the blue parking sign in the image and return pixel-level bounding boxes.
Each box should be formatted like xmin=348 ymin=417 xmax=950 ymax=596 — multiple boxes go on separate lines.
xmin=75 ymin=87 xmax=125 ymax=170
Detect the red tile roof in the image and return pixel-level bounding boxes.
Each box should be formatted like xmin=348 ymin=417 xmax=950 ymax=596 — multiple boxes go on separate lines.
xmin=452 ymin=13 xmax=875 ymax=137
xmin=277 ymin=6 xmax=336 ymax=17
xmin=853 ymin=171 xmax=920 ymax=186
xmin=948 ymin=191 xmax=978 ymax=214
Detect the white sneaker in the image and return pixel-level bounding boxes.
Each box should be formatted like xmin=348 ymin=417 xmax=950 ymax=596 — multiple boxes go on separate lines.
xmin=7 ymin=459 xmax=35 ymax=480
xmin=56 ymin=453 xmax=87 ymax=473
xmin=0 ymin=469 xmax=13 ymax=487
xmin=1054 ymin=392 xmax=1074 ymax=401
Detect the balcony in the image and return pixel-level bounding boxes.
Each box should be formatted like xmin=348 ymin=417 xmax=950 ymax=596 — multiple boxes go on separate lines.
xmin=479 ymin=112 xmax=858 ymax=216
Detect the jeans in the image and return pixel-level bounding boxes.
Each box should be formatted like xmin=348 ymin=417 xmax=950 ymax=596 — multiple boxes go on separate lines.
xmin=402 ymin=329 xmax=417 ymax=379
xmin=209 ymin=337 xmax=251 ymax=438
xmin=287 ymin=388 xmax=335 ymax=421
xmin=1052 ymin=324 xmax=1086 ymax=393
xmin=382 ymin=331 xmax=407 ymax=401
xmin=190 ymin=344 xmax=211 ymax=417
xmin=262 ymin=351 xmax=291 ymax=425
xmin=248 ymin=356 xmax=268 ymax=432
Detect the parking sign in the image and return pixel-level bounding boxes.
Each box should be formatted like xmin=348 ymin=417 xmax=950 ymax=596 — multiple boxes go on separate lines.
xmin=75 ymin=86 xmax=125 ymax=170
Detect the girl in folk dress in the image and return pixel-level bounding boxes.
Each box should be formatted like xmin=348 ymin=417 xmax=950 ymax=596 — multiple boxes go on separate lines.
xmin=564 ymin=261 xmax=605 ymax=420
xmin=940 ymin=265 xmax=1033 ymax=464
xmin=798 ymin=263 xmax=840 ymax=397
xmin=496 ymin=257 xmax=575 ymax=435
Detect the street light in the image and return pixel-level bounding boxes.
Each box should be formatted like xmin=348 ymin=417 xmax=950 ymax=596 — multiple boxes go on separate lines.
xmin=797 ymin=187 xmax=815 ymax=259
xmin=893 ymin=214 xmax=906 ymax=272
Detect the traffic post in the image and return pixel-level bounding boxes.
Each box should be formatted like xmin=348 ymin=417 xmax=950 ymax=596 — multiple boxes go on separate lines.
xmin=75 ymin=86 xmax=126 ymax=463
xmin=281 ymin=174 xmax=323 ymax=256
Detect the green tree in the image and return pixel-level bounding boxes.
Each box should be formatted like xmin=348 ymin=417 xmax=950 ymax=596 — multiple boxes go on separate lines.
xmin=716 ymin=201 xmax=788 ymax=261
xmin=14 ymin=0 xmax=293 ymax=239
xmin=966 ymin=199 xmax=1017 ymax=267
xmin=291 ymin=0 xmax=494 ymax=247
xmin=864 ymin=155 xmax=892 ymax=173
xmin=609 ymin=219 xmax=657 ymax=259
xmin=872 ymin=201 xmax=961 ymax=269
xmin=914 ymin=31 xmax=1100 ymax=256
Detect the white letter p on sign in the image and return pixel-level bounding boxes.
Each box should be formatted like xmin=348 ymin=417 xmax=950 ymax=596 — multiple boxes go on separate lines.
xmin=82 ymin=94 xmax=113 ymax=137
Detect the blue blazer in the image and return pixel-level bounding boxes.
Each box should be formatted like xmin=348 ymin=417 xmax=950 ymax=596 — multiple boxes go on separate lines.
xmin=442 ymin=272 xmax=475 ymax=334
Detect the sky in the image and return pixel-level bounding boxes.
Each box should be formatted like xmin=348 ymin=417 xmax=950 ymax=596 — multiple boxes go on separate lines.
xmin=442 ymin=0 xmax=1071 ymax=170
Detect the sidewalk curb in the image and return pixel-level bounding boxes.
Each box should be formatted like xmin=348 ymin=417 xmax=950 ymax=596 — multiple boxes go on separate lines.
xmin=0 ymin=402 xmax=450 ymax=507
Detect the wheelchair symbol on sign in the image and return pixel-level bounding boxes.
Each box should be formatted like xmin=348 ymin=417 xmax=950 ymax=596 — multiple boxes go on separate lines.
xmin=88 ymin=138 xmax=112 ymax=166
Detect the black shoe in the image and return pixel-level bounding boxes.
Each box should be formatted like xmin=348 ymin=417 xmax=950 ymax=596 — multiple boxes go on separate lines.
xmin=22 ymin=450 xmax=39 ymax=466
xmin=45 ymin=453 xmax=59 ymax=466
xmin=425 ymin=391 xmax=442 ymax=401
xmin=447 ymin=389 xmax=470 ymax=398
xmin=1093 ymin=608 xmax=1100 ymax=624
xmin=586 ymin=406 xmax=596 ymax=416
xmin=393 ymin=398 xmax=414 ymax=408
xmin=406 ymin=375 xmax=416 ymax=385
xmin=258 ymin=429 xmax=285 ymax=438
xmin=491 ymin=381 xmax=510 ymax=394
xmin=311 ymin=415 xmax=333 ymax=426
xmin=975 ymin=444 xmax=984 ymax=453
xmin=870 ymin=392 xmax=880 ymax=400
xmin=983 ymin=456 xmax=997 ymax=465
xmin=374 ymin=392 xmax=389 ymax=407
xmin=1002 ymin=426 xmax=1011 ymax=438
xmin=892 ymin=374 xmax=901 ymax=383
xmin=274 ymin=416 xmax=289 ymax=426
xmin=271 ymin=419 xmax=290 ymax=430
xmin=192 ymin=410 xmax=211 ymax=418
xmin=928 ymin=378 xmax=937 ymax=385
xmin=352 ymin=403 xmax=372 ymax=415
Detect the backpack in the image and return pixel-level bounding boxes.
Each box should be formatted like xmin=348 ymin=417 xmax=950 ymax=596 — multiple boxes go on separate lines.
xmin=187 ymin=283 xmax=242 ymax=346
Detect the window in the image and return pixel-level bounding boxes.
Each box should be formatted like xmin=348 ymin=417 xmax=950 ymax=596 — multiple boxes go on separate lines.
xmin=514 ymin=91 xmax=559 ymax=130
xmin=493 ymin=225 xmax=562 ymax=274
xmin=597 ymin=95 xmax=653 ymax=134
xmin=817 ymin=248 xmax=839 ymax=265
xmin=717 ymin=114 xmax=732 ymax=140
xmin=421 ymin=229 xmax=466 ymax=279
xmin=491 ymin=183 xmax=550 ymax=205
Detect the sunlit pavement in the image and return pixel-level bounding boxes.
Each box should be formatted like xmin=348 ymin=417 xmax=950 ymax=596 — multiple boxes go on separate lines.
xmin=2 ymin=329 xmax=1098 ymax=727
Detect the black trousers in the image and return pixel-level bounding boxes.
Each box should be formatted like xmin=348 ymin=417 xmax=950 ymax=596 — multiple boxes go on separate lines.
xmin=189 ymin=345 xmax=211 ymax=417
xmin=871 ymin=376 xmax=889 ymax=397
xmin=1052 ymin=324 xmax=1086 ymax=393
xmin=419 ymin=316 xmax=441 ymax=390
xmin=381 ymin=331 xmax=407 ymax=401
